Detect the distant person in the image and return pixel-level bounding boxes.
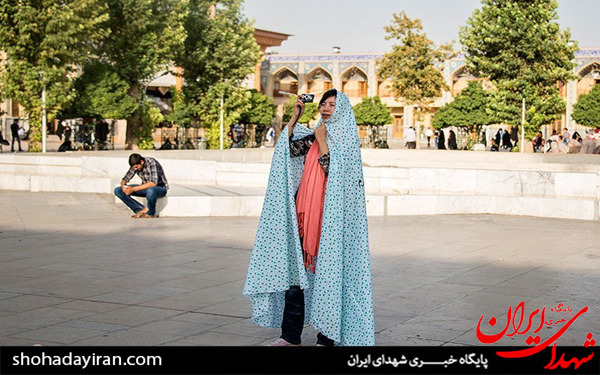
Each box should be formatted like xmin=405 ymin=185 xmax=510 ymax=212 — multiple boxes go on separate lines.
xmin=448 ymin=130 xmax=457 ymax=150
xmin=425 ymin=128 xmax=433 ymax=148
xmin=58 ymin=123 xmax=73 ymax=152
xmin=10 ymin=119 xmax=23 ymax=152
xmin=510 ymin=127 xmax=519 ymax=147
xmin=562 ymin=128 xmax=571 ymax=144
xmin=113 ymin=153 xmax=169 ymax=219
xmin=265 ymin=127 xmax=275 ymax=147
xmin=502 ymin=130 xmax=513 ymax=150
xmin=493 ymin=129 xmax=500 ymax=146
xmin=533 ymin=132 xmax=545 ymax=152
xmin=64 ymin=123 xmax=72 ymax=143
xmin=56 ymin=121 xmax=65 ymax=140
xmin=404 ymin=126 xmax=417 ymax=149
xmin=490 ymin=137 xmax=499 ymax=152
xmin=159 ymin=138 xmax=175 ymax=150
xmin=0 ymin=132 xmax=7 ymax=152
xmin=571 ymin=131 xmax=582 ymax=144
xmin=437 ymin=129 xmax=446 ymax=150
xmin=231 ymin=123 xmax=245 ymax=148
xmin=580 ymin=130 xmax=596 ymax=154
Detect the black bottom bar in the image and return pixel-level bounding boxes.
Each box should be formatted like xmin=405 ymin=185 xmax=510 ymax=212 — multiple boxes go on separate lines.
xmin=1 ymin=346 xmax=598 ymax=375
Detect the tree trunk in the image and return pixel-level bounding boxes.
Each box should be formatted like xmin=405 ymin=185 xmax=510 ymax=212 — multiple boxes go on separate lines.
xmin=125 ymin=83 xmax=141 ymax=150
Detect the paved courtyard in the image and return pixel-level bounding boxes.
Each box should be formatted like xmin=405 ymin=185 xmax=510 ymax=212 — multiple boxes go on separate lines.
xmin=1 ymin=190 xmax=599 ymax=346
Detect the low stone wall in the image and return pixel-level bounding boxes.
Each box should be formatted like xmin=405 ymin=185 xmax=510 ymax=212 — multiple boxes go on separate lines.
xmin=1 ymin=149 xmax=599 ymax=220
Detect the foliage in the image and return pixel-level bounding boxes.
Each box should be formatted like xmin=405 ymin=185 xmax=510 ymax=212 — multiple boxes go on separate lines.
xmin=165 ymin=88 xmax=196 ymax=128
xmin=175 ymin=0 xmax=260 ymax=147
xmin=99 ymin=0 xmax=188 ymax=148
xmin=198 ymin=82 xmax=251 ymax=149
xmin=133 ymin=101 xmax=164 ymax=150
xmin=459 ymin=0 xmax=578 ymax=139
xmin=433 ymin=81 xmax=493 ymax=129
xmin=62 ymin=61 xmax=138 ymax=120
xmin=0 ymin=0 xmax=108 ymax=151
xmin=353 ymin=96 xmax=393 ymax=127
xmin=377 ymin=12 xmax=454 ymax=109
xmin=571 ymin=84 xmax=600 ymax=127
xmin=239 ymin=90 xmax=276 ymax=126
xmin=283 ymin=96 xmax=318 ymax=124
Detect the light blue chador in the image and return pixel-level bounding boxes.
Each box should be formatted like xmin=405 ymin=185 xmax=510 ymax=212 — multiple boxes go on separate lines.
xmin=243 ymin=92 xmax=375 ymax=346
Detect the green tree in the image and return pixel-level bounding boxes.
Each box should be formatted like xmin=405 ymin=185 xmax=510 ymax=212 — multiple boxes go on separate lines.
xmin=175 ymin=0 xmax=260 ymax=149
xmin=99 ymin=0 xmax=187 ymax=149
xmin=134 ymin=100 xmax=164 ymax=150
xmin=354 ymin=96 xmax=393 ymax=126
xmin=165 ymin=88 xmax=196 ymax=128
xmin=238 ymin=89 xmax=275 ymax=147
xmin=377 ymin=11 xmax=454 ymax=148
xmin=353 ymin=96 xmax=392 ymax=148
xmin=239 ymin=90 xmax=276 ymax=126
xmin=61 ymin=61 xmax=138 ymax=120
xmin=459 ymin=0 xmax=578 ymax=141
xmin=433 ymin=81 xmax=494 ymax=149
xmin=198 ymin=82 xmax=250 ymax=149
xmin=0 ymin=0 xmax=108 ymax=151
xmin=572 ymin=84 xmax=600 ymax=127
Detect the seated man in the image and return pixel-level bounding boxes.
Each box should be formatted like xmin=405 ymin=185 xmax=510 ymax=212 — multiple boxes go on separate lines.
xmin=114 ymin=153 xmax=169 ymax=218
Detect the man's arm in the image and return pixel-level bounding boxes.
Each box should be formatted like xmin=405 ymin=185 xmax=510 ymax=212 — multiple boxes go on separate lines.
xmin=130 ymin=158 xmax=159 ymax=193
xmin=120 ymin=166 xmax=137 ymax=195
xmin=130 ymin=181 xmax=157 ymax=193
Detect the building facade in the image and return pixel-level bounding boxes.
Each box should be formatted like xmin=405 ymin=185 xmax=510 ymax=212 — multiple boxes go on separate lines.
xmin=261 ymin=48 xmax=600 ymax=140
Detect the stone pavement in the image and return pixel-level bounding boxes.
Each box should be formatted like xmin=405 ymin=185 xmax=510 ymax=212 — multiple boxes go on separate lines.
xmin=1 ymin=190 xmax=599 ymax=346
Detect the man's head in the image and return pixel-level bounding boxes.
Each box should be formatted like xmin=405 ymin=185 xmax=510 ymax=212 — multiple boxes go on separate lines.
xmin=13 ymin=119 xmax=18 ymax=124
xmin=128 ymin=153 xmax=145 ymax=171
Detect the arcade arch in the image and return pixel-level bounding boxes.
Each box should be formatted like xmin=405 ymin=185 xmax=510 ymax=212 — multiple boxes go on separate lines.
xmin=272 ymin=67 xmax=298 ymax=98
xmin=306 ymin=67 xmax=333 ymax=94
xmin=340 ymin=66 xmax=368 ymax=98
xmin=451 ymin=66 xmax=478 ymax=97
xmin=576 ymin=61 xmax=600 ymax=98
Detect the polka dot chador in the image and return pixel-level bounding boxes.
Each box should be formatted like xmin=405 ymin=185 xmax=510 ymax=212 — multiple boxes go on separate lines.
xmin=243 ymin=91 xmax=374 ymax=346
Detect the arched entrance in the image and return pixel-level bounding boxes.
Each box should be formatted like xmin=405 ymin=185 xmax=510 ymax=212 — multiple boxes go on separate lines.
xmin=306 ymin=67 xmax=333 ymax=94
xmin=340 ymin=67 xmax=368 ymax=98
xmin=272 ymin=67 xmax=298 ymax=98
xmin=576 ymin=61 xmax=600 ymax=98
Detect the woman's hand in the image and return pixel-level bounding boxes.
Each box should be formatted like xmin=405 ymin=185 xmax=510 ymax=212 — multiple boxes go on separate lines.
xmin=288 ymin=98 xmax=305 ymax=137
xmin=292 ymin=98 xmax=305 ymax=121
xmin=314 ymin=123 xmax=326 ymax=143
xmin=314 ymin=124 xmax=329 ymax=156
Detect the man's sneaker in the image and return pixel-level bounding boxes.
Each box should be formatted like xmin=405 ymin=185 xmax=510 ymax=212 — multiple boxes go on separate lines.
xmin=266 ymin=338 xmax=299 ymax=346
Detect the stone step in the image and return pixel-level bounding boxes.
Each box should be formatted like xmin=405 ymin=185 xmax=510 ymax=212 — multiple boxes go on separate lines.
xmin=114 ymin=185 xmax=599 ymax=220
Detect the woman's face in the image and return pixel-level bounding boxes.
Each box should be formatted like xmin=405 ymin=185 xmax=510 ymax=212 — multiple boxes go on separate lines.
xmin=319 ymin=95 xmax=336 ymax=121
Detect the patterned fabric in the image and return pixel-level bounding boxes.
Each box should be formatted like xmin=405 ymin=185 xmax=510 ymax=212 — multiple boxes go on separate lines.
xmin=289 ymin=134 xmax=331 ymax=176
xmin=243 ymin=91 xmax=374 ymax=346
xmin=122 ymin=157 xmax=169 ymax=190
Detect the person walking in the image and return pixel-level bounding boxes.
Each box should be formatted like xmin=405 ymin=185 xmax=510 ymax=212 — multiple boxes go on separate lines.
xmin=10 ymin=119 xmax=23 ymax=152
xmin=404 ymin=126 xmax=417 ymax=149
xmin=244 ymin=89 xmax=374 ymax=346
xmin=425 ymin=128 xmax=433 ymax=148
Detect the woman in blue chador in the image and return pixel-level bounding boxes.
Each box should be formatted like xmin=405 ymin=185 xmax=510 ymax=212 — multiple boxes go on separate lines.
xmin=243 ymin=88 xmax=375 ymax=346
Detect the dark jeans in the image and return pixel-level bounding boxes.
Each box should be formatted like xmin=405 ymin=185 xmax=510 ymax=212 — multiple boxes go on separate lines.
xmin=114 ymin=185 xmax=167 ymax=216
xmin=281 ymin=286 xmax=334 ymax=346
xmin=11 ymin=135 xmax=22 ymax=151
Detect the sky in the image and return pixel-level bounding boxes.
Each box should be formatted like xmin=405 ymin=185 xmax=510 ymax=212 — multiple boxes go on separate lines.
xmin=243 ymin=0 xmax=600 ymax=54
